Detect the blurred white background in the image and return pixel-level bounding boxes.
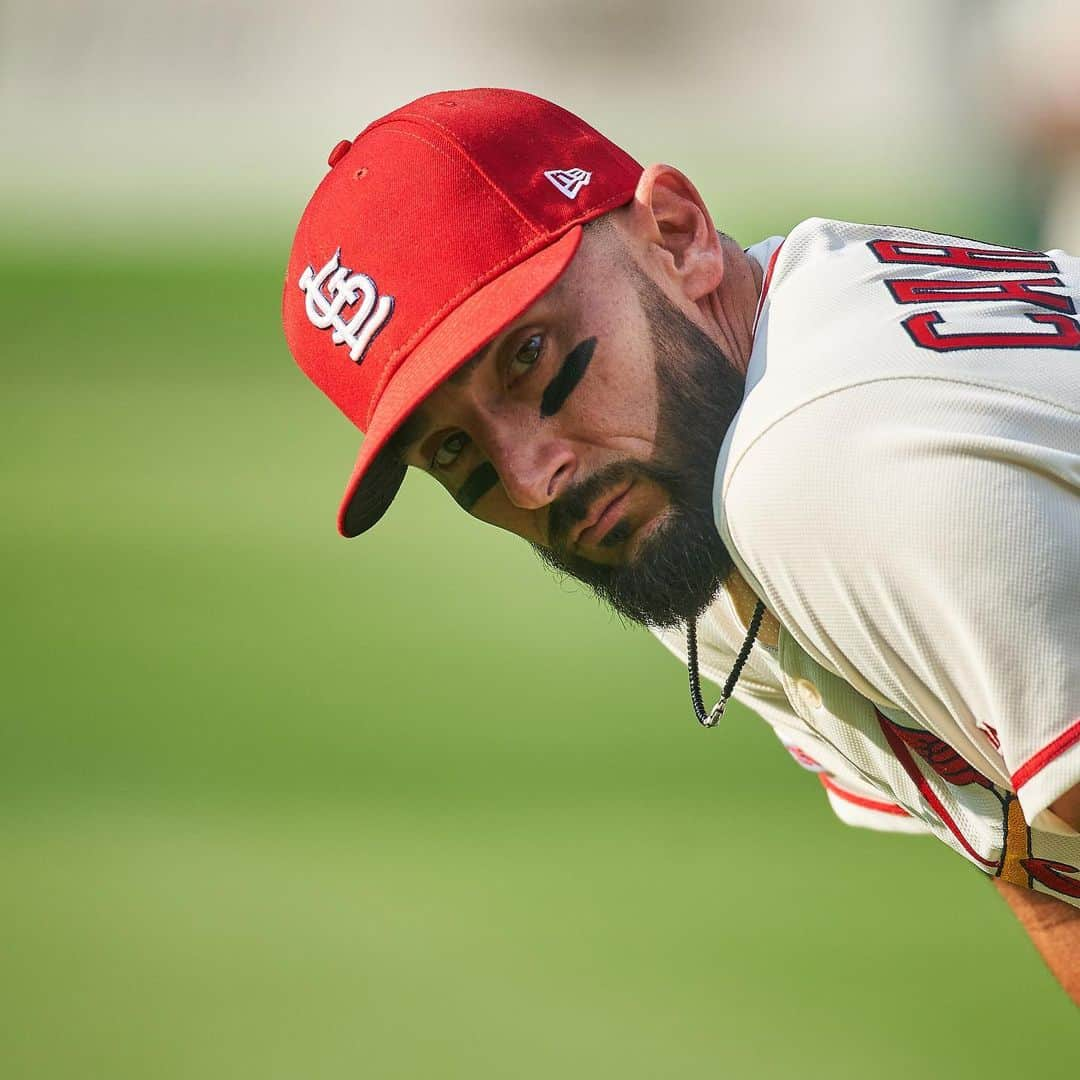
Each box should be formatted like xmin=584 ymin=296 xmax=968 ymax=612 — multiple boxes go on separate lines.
xmin=10 ymin=0 xmax=1068 ymax=249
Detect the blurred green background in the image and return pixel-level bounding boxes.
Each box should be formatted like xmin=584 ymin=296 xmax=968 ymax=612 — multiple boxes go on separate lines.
xmin=4 ymin=2 xmax=1079 ymax=1077
xmin=5 ymin=208 xmax=1076 ymax=1080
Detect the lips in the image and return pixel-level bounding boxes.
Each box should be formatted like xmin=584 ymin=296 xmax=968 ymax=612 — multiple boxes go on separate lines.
xmin=575 ymin=482 xmax=633 ymax=549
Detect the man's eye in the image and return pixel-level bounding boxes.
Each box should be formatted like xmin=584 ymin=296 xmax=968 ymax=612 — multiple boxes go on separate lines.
xmin=432 ymin=431 xmax=470 ymax=470
xmin=508 ymin=333 xmax=543 ymax=382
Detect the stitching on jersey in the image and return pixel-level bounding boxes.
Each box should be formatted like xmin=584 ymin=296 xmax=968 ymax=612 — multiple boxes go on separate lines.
xmin=721 ymin=372 xmax=1080 ymax=500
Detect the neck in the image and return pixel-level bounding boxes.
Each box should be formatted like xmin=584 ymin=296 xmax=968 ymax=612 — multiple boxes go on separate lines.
xmin=700 ymin=235 xmax=763 ymax=377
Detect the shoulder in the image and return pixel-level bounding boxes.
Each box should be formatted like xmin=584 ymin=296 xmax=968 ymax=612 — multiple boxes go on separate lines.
xmin=714 ymin=371 xmax=1080 ymax=728
xmin=718 ymin=219 xmax=1080 ymax=527
xmin=718 ymin=371 xmax=1078 ymax=566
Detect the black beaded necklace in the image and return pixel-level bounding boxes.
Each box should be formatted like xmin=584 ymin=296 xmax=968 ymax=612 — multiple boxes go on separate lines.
xmin=686 ymin=600 xmax=765 ymax=727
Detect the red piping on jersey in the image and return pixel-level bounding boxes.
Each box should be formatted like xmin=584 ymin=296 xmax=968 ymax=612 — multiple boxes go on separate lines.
xmin=1012 ymin=716 xmax=1080 ymax=791
xmin=751 ymin=242 xmax=784 ymax=335
xmin=819 ymin=774 xmax=910 ymax=817
xmin=787 ymin=744 xmax=824 ymax=771
xmin=877 ymin=712 xmax=998 ymax=868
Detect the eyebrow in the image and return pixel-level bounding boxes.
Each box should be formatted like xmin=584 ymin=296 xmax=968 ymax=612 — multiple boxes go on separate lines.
xmin=447 ymin=348 xmax=484 ymax=386
xmin=384 ymin=406 xmax=431 ymax=463
xmin=384 ymin=346 xmax=486 ymax=463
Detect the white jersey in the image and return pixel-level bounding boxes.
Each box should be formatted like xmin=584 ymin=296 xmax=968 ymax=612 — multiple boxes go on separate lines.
xmin=655 ymin=218 xmax=1080 ymax=908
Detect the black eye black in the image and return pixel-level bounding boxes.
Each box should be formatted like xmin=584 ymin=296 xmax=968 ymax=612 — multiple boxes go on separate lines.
xmin=539 ymin=336 xmax=596 ymax=419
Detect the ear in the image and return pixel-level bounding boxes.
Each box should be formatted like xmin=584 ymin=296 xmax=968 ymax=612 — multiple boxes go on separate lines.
xmin=626 ymin=163 xmax=724 ymax=301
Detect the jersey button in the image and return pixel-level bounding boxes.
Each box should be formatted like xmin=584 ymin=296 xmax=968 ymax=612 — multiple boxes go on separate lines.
xmin=796 ymin=678 xmax=823 ymax=710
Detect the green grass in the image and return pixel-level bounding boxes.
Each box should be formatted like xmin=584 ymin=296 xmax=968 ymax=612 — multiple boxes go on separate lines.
xmin=1 ymin=238 xmax=1075 ymax=1080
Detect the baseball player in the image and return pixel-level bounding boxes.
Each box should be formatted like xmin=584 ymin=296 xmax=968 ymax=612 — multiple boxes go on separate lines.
xmin=282 ymin=89 xmax=1080 ymax=1001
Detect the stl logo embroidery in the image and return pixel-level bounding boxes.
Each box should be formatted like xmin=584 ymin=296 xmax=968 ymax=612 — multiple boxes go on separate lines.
xmin=544 ymin=168 xmax=592 ymax=200
xmin=298 ymin=249 xmax=394 ymax=363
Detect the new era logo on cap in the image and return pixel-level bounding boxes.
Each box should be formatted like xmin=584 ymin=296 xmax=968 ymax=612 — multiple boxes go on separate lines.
xmin=544 ymin=167 xmax=592 ymax=200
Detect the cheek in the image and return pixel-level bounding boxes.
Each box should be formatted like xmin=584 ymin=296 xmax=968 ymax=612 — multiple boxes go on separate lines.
xmin=572 ymin=348 xmax=660 ymax=446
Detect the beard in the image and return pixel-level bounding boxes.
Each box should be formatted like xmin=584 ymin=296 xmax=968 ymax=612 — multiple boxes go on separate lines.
xmin=531 ymin=268 xmax=747 ymax=629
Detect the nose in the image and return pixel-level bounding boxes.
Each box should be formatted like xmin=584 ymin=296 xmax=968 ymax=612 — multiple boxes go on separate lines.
xmin=484 ymin=423 xmax=576 ymax=511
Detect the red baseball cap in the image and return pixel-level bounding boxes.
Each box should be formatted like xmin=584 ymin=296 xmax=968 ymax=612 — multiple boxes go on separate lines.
xmin=282 ymin=88 xmax=643 ymax=536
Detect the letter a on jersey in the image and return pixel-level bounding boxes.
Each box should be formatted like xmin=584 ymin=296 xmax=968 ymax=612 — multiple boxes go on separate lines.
xmin=298 ymin=249 xmax=395 ymax=363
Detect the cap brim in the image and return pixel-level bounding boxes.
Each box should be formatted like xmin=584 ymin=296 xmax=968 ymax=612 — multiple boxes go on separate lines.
xmin=337 ymin=225 xmax=584 ymax=537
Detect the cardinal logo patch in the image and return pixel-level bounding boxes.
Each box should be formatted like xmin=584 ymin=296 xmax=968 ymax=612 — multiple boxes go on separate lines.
xmin=298 ymin=249 xmax=394 ymax=363
xmin=544 ymin=168 xmax=592 ymax=200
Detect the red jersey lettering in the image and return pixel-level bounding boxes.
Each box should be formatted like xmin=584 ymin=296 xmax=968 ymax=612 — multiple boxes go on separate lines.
xmin=1021 ymin=858 xmax=1080 ymax=899
xmin=886 ymin=277 xmax=1075 ymax=315
xmin=868 ymin=239 xmax=1058 ymax=273
xmin=903 ymin=311 xmax=1080 ymax=352
xmin=868 ymin=233 xmax=1080 ymax=352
